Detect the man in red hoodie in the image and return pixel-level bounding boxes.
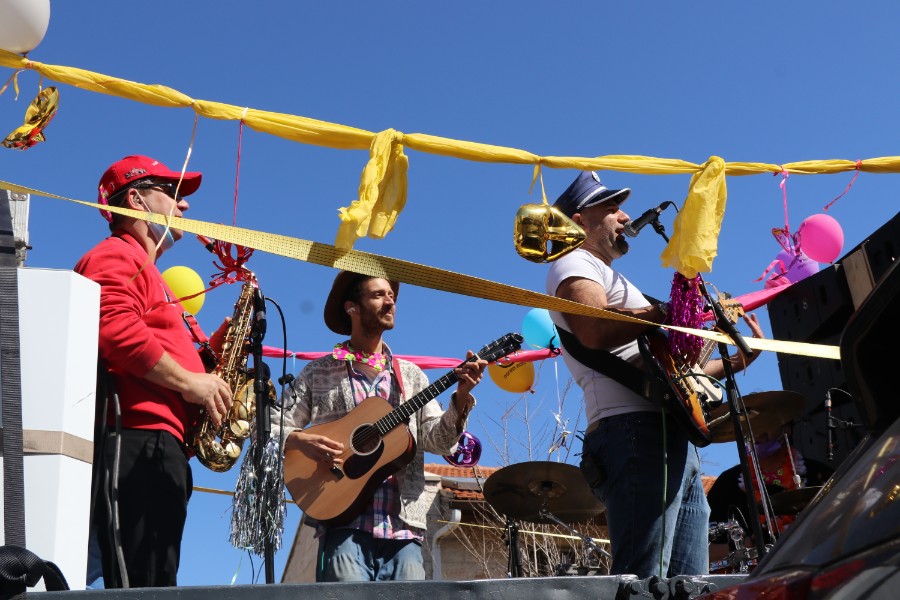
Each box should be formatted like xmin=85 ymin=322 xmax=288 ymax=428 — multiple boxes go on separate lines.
xmin=76 ymin=155 xmax=232 ymax=588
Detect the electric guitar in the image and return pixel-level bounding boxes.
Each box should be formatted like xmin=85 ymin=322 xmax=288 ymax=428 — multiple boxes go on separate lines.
xmin=638 ymin=297 xmax=744 ymax=448
xmin=283 ymin=332 xmax=524 ymax=526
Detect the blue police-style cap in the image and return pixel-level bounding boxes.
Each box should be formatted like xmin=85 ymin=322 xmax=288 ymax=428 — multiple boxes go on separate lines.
xmin=552 ymin=171 xmax=631 ymax=218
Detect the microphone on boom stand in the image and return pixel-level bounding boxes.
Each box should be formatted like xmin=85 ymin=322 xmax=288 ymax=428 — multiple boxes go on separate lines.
xmin=623 ymin=201 xmax=675 ymax=238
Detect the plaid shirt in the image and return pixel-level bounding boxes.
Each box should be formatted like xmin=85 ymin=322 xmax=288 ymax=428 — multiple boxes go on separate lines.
xmin=272 ymin=341 xmax=471 ymax=532
xmin=341 ymin=361 xmax=419 ymax=540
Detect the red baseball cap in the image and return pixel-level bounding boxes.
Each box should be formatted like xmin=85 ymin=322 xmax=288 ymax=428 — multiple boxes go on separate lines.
xmin=97 ymin=155 xmax=202 ymax=222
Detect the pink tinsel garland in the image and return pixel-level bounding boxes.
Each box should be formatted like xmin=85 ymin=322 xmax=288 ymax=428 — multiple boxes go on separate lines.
xmin=667 ymin=272 xmax=704 ymax=361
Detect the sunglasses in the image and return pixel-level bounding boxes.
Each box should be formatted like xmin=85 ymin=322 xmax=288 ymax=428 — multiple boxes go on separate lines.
xmin=132 ymin=180 xmax=182 ymax=199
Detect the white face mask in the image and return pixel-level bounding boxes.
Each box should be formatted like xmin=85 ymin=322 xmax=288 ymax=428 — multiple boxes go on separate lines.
xmin=146 ymin=219 xmax=175 ymax=253
xmin=135 ymin=191 xmax=176 ymax=253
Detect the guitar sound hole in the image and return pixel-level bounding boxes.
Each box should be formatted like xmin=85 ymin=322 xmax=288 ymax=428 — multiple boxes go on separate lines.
xmin=350 ymin=424 xmax=382 ymax=456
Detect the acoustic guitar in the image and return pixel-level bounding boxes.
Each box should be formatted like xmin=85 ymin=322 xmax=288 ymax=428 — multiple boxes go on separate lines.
xmin=638 ymin=297 xmax=744 ymax=448
xmin=283 ymin=332 xmax=523 ymax=526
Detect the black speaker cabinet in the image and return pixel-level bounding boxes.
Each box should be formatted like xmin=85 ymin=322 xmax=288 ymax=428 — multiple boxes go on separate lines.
xmin=767 ymin=212 xmax=900 ymax=468
xmin=767 ymin=263 xmax=854 ymax=344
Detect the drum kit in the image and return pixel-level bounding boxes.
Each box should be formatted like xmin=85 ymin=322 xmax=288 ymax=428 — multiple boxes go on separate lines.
xmin=706 ymin=390 xmax=806 ymax=443
xmin=481 ymin=391 xmax=821 ymax=577
xmin=482 ymin=461 xmax=606 ymax=577
xmin=706 ymin=390 xmax=821 ymax=575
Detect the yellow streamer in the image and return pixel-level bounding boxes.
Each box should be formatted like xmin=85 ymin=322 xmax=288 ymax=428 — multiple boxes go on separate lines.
xmin=0 ymin=179 xmax=839 ymax=361
xmin=661 ymin=156 xmax=727 ymax=277
xmin=3 ymin=49 xmax=900 ymax=264
xmin=335 ymin=129 xmax=409 ymax=248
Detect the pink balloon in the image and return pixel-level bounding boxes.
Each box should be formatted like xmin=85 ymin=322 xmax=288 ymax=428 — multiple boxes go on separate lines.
xmin=765 ymin=250 xmax=819 ymax=288
xmin=798 ymin=214 xmax=844 ymax=263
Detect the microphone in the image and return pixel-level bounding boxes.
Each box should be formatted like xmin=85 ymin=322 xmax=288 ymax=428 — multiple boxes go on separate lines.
xmin=825 ymin=389 xmax=834 ymax=462
xmin=196 ymin=234 xmax=215 ymax=253
xmin=623 ymin=201 xmax=674 ymax=238
xmin=252 ymin=287 xmax=267 ymax=338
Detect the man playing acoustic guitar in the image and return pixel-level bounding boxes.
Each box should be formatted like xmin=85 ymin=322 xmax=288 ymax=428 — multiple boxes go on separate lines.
xmin=271 ymin=271 xmax=487 ymax=582
xmin=545 ymin=171 xmax=764 ymax=579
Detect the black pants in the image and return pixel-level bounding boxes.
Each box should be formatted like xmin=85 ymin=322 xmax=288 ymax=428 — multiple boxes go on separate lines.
xmin=91 ymin=429 xmax=192 ymax=588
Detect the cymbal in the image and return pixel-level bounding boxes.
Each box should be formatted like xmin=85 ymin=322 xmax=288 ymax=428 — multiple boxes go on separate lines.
xmin=483 ymin=461 xmax=604 ymax=524
xmin=769 ymin=486 xmax=822 ymax=515
xmin=707 ymin=391 xmax=806 ymax=443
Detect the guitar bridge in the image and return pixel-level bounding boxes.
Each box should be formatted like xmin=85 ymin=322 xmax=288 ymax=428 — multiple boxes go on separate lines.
xmin=330 ymin=465 xmax=345 ymax=480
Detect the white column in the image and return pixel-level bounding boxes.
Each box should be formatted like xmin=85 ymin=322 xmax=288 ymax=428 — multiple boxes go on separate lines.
xmin=0 ymin=268 xmax=100 ymax=590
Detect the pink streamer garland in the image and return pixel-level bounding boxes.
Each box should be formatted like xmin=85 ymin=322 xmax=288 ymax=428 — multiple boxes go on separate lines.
xmin=260 ymin=347 xmax=559 ymax=369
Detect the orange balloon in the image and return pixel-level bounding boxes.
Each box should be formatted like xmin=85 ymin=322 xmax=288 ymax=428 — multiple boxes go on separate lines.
xmin=488 ymin=360 xmax=535 ymax=393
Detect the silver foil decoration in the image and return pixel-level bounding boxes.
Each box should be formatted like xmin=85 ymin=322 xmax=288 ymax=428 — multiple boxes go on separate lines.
xmin=229 ymin=435 xmax=286 ymax=555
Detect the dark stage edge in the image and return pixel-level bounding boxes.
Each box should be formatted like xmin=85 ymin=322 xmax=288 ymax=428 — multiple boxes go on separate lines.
xmin=31 ymin=575 xmax=749 ymax=600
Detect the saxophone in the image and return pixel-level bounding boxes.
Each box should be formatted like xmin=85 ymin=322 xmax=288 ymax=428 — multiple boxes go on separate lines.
xmin=190 ymin=275 xmax=275 ymax=472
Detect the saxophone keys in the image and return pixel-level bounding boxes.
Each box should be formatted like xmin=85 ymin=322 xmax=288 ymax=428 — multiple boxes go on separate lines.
xmin=223 ymin=440 xmax=242 ymax=460
xmin=230 ymin=419 xmax=251 ymax=438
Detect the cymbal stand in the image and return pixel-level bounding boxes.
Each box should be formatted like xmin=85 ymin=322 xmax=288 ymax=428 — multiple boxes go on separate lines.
xmin=538 ymin=509 xmax=611 ymax=564
xmin=503 ymin=516 xmax=523 ymax=578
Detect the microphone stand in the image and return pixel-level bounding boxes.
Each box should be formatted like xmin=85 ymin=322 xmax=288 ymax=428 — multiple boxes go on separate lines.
xmin=701 ymin=282 xmax=772 ymax=559
xmin=539 ymin=509 xmax=611 ymax=565
xmin=646 ymin=219 xmax=770 ymax=558
xmin=504 ymin=516 xmax=523 ymax=578
xmin=250 ymin=288 xmax=275 ymax=584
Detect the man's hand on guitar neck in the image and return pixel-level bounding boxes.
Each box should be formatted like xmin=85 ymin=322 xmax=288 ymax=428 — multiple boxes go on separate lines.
xmin=707 ymin=313 xmax=765 ymax=379
xmin=452 ymin=350 xmax=488 ymax=429
xmin=285 ymin=430 xmax=345 ymax=467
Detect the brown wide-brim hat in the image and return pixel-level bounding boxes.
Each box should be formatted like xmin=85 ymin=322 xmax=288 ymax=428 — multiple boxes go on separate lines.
xmin=324 ymin=270 xmax=401 ymax=335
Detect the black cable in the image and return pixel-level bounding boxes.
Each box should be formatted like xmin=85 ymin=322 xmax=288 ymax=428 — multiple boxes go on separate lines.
xmin=109 ymin=379 xmax=129 ymax=588
xmin=264 ymin=296 xmax=291 ymax=450
xmin=93 ymin=366 xmax=129 ymax=588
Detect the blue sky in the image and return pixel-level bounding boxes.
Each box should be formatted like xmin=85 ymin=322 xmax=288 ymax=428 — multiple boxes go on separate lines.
xmin=3 ymin=0 xmax=899 ymax=587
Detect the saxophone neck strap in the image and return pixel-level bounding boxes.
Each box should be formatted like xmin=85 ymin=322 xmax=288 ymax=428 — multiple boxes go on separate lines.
xmin=181 ymin=311 xmax=217 ymax=369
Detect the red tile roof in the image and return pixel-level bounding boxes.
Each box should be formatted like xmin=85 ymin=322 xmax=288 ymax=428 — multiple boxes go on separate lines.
xmin=425 ymin=463 xmax=499 ymax=501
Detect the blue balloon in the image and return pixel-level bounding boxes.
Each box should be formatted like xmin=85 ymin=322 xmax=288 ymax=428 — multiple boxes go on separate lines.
xmin=522 ymin=308 xmax=558 ymax=350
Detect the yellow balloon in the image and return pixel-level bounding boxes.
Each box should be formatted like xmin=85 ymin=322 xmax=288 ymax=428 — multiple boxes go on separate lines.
xmin=488 ymin=360 xmax=535 ymax=394
xmin=161 ymin=266 xmax=206 ymax=315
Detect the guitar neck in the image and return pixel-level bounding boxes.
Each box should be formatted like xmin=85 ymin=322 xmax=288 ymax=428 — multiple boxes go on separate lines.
xmin=697 ymin=338 xmax=716 ymax=368
xmin=701 ymin=297 xmax=744 ymax=367
xmin=371 ymin=333 xmax=523 ymax=436
xmin=376 ymin=370 xmax=460 ymax=435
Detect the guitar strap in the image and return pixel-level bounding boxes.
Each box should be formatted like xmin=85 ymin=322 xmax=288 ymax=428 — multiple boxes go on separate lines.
xmin=390 ymin=356 xmax=406 ymax=403
xmin=556 ymin=327 xmax=650 ymax=398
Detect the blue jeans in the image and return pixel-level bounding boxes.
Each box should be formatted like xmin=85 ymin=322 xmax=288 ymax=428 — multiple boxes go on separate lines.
xmin=583 ymin=412 xmax=710 ymax=578
xmin=318 ymin=529 xmax=425 ymax=582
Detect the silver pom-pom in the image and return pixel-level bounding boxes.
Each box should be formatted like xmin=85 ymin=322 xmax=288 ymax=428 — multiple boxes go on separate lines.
xmin=229 ymin=435 xmax=286 ymax=555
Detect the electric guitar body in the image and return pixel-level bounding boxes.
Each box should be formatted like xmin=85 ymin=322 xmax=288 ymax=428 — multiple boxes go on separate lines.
xmin=638 ymin=297 xmax=744 ymax=448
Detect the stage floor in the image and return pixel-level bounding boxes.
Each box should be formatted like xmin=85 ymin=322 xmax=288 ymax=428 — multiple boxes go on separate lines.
xmin=33 ymin=574 xmax=749 ymax=600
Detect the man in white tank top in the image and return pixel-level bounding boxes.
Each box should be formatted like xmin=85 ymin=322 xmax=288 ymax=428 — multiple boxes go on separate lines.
xmin=545 ymin=171 xmax=762 ymax=578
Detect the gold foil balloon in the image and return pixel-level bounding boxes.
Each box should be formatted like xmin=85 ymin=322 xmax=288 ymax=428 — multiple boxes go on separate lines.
xmin=3 ymin=86 xmax=58 ymax=150
xmin=514 ymin=203 xmax=586 ymax=263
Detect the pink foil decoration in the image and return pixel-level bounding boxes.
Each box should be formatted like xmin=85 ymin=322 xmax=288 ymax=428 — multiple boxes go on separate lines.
xmin=667 ymin=272 xmax=704 ymax=361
